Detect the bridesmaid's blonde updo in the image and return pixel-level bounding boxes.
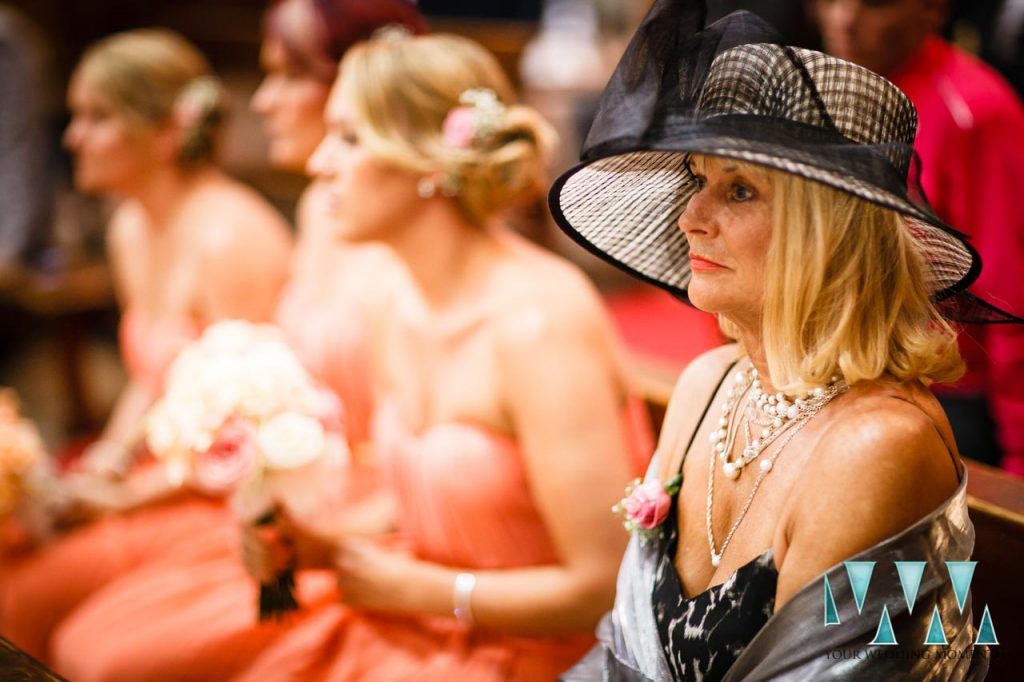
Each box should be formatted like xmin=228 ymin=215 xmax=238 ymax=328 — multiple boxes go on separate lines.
xmin=336 ymin=32 xmax=556 ymax=224
xmin=74 ymin=29 xmax=228 ymax=165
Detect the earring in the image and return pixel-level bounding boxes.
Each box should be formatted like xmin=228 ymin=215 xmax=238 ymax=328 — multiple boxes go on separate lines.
xmin=417 ymin=177 xmax=436 ymax=198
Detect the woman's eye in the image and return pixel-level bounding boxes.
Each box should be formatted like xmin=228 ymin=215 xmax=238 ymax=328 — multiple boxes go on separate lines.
xmin=692 ymin=173 xmax=707 ymax=190
xmin=729 ymin=183 xmax=755 ymax=202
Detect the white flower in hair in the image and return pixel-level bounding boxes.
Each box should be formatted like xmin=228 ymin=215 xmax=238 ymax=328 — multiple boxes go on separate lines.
xmin=173 ymin=76 xmax=222 ymax=130
xmin=442 ymin=87 xmax=506 ymax=149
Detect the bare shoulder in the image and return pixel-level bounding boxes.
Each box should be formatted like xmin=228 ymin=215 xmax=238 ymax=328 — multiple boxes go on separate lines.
xmin=654 ymin=344 xmax=740 ymax=479
xmin=773 ymin=387 xmax=962 ymax=603
xmin=491 ymin=242 xmax=611 ymax=355
xmin=786 ymin=389 xmax=960 ymax=562
xmin=188 ymin=175 xmax=291 ymax=258
xmin=670 ymin=344 xmax=742 ymax=405
xmin=807 ymin=390 xmax=959 ymax=498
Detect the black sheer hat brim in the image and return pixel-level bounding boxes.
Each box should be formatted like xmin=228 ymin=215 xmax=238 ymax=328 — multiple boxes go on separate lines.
xmin=547 ymin=0 xmax=1023 ymax=324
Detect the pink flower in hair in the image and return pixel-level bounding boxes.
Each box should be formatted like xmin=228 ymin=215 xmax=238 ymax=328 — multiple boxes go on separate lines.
xmin=442 ymin=107 xmax=478 ymax=149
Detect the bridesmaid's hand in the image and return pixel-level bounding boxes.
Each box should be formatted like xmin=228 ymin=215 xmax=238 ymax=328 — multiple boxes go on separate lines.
xmin=58 ymin=472 xmax=136 ymax=523
xmin=334 ymin=539 xmax=431 ymax=615
xmin=239 ymin=509 xmax=335 ymax=583
xmin=240 ymin=521 xmax=294 ymax=584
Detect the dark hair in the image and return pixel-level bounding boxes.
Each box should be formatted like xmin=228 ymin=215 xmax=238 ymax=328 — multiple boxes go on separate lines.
xmin=264 ymin=0 xmax=428 ymax=83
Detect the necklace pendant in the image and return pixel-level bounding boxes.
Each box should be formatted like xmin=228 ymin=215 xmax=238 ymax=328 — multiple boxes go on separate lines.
xmin=723 ymin=461 xmax=740 ymax=480
xmin=711 ymin=553 xmax=721 ymax=567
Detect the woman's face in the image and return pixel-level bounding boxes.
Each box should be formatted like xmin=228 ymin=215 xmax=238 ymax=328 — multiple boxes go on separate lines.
xmin=677 ymin=155 xmax=774 ymax=327
xmin=251 ymin=36 xmax=330 ymax=172
xmin=64 ymin=75 xmax=157 ymax=194
xmin=307 ymin=83 xmax=420 ymax=243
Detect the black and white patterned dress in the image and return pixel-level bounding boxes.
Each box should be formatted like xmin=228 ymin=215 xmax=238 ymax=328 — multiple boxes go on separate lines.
xmin=652 ymin=490 xmax=777 ymax=681
xmin=651 ymin=359 xmax=778 ymax=681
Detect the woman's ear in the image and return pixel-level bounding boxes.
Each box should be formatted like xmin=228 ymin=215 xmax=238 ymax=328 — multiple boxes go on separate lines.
xmin=151 ymin=118 xmax=185 ymax=164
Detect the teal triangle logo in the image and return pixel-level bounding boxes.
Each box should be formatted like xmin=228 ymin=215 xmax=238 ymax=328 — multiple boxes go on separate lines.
xmin=895 ymin=561 xmax=926 ymax=614
xmin=975 ymin=605 xmax=999 ymax=645
xmin=844 ymin=561 xmax=875 ymax=615
xmin=924 ymin=605 xmax=949 ymax=645
xmin=945 ymin=561 xmax=976 ymax=614
xmin=869 ymin=605 xmax=898 ymax=645
xmin=823 ymin=574 xmax=840 ymax=626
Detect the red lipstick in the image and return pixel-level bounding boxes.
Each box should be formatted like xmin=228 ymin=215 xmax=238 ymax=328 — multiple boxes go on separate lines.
xmin=690 ymin=253 xmax=726 ymax=272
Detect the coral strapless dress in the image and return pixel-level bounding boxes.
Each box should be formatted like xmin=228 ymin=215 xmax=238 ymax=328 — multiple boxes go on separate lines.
xmin=227 ymin=401 xmax=653 ymax=682
xmin=0 ymin=309 xmax=235 ymax=662
xmin=49 ymin=282 xmax=382 ymax=681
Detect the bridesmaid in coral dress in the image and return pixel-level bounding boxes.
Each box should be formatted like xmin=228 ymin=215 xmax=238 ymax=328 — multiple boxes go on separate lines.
xmin=0 ymin=29 xmax=292 ymax=661
xmin=229 ymin=33 xmax=653 ymax=681
xmin=49 ymin=3 xmax=429 ymax=680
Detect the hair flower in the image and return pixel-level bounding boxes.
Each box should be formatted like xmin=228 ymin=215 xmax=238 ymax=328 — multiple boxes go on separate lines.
xmin=612 ymin=473 xmax=681 ymax=538
xmin=173 ymin=76 xmax=222 ymax=130
xmin=441 ymin=87 xmax=506 ymax=149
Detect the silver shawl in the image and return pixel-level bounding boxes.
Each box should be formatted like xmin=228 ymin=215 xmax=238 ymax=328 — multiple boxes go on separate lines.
xmin=562 ymin=463 xmax=990 ymax=681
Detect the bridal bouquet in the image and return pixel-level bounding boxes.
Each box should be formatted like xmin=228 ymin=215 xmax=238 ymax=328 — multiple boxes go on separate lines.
xmin=0 ymin=390 xmax=63 ymax=550
xmin=0 ymin=390 xmax=45 ymax=517
xmin=144 ymin=320 xmax=348 ymax=619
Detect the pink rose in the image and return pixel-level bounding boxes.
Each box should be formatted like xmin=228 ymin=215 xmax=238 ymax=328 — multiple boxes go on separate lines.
xmin=623 ymin=480 xmax=672 ymax=530
xmin=442 ymin=107 xmax=477 ymax=149
xmin=195 ymin=417 xmax=256 ymax=493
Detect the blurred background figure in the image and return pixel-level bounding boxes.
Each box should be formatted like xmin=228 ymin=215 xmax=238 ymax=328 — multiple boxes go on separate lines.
xmin=253 ymin=0 xmax=426 ymax=448
xmin=0 ymin=4 xmax=58 ymax=284
xmin=812 ymin=0 xmax=1024 ymax=476
xmin=0 ymin=27 xmax=293 ymax=663
xmin=228 ymin=31 xmax=650 ymax=681
xmin=48 ymin=3 xmax=431 ymax=680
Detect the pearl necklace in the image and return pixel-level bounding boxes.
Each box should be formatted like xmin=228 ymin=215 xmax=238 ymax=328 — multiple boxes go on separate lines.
xmin=708 ymin=367 xmax=845 ymax=479
xmin=705 ymin=363 xmax=847 ymax=567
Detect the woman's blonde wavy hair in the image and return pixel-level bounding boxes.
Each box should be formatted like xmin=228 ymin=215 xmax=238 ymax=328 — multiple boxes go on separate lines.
xmin=74 ymin=29 xmax=226 ymax=165
xmin=335 ymin=33 xmax=556 ymax=224
xmin=718 ymin=166 xmax=963 ymax=392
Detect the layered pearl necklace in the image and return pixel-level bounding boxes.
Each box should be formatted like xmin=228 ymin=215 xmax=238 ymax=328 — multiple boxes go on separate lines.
xmin=706 ymin=363 xmax=847 ymax=567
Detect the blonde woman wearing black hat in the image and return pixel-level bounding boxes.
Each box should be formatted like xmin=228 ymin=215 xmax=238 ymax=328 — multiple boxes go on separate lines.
xmin=551 ymin=1 xmax=1015 ymax=680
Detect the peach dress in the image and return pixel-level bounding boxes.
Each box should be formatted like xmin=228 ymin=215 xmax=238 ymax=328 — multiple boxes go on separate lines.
xmin=50 ymin=278 xmax=381 ymax=681
xmin=227 ymin=400 xmax=654 ymax=682
xmin=0 ymin=309 xmax=239 ymax=662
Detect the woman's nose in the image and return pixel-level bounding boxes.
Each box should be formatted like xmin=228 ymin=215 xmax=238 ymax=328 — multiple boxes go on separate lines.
xmin=250 ymin=77 xmax=276 ymax=114
xmin=306 ymin=136 xmax=334 ymax=178
xmin=63 ymin=121 xmax=81 ymax=150
xmin=677 ymin=187 xmax=714 ymax=236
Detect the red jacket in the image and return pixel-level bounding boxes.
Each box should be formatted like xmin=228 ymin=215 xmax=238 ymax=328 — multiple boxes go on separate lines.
xmin=889 ymin=36 xmax=1024 ymax=474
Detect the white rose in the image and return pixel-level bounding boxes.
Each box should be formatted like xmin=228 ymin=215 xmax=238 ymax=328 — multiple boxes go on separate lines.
xmin=199 ymin=320 xmax=264 ymax=355
xmin=145 ymin=403 xmax=177 ymax=457
xmin=257 ymin=412 xmax=325 ymax=470
xmin=236 ymin=342 xmax=311 ymax=418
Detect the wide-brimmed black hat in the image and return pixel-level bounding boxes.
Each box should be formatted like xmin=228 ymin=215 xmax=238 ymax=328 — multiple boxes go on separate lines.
xmin=549 ymin=0 xmax=1019 ymax=323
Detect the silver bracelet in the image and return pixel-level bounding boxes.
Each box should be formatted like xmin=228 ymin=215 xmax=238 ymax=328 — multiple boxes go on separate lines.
xmin=453 ymin=572 xmax=476 ymax=625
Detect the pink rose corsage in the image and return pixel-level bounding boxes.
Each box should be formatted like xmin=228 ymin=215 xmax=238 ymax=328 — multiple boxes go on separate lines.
xmin=612 ymin=473 xmax=682 ymax=538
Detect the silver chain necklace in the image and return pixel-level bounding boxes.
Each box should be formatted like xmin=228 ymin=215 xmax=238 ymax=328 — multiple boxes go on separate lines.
xmin=705 ymin=362 xmax=847 ymax=567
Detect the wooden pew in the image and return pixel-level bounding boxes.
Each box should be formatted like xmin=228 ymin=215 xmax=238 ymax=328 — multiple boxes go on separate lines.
xmin=0 ymin=637 xmax=65 ymax=680
xmin=630 ymin=357 xmax=1023 ymax=681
